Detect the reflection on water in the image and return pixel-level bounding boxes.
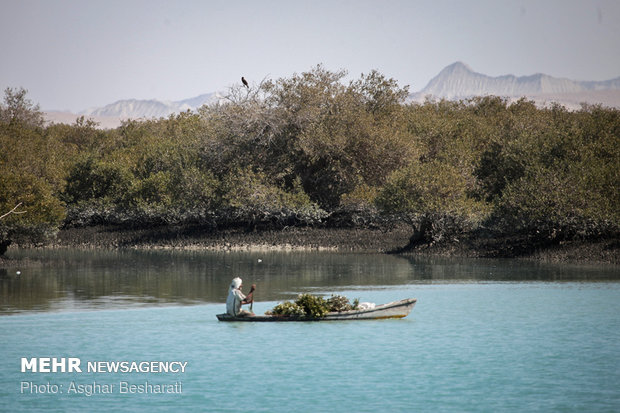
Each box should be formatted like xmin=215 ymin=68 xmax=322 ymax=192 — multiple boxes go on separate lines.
xmin=1 ymin=249 xmax=618 ymax=314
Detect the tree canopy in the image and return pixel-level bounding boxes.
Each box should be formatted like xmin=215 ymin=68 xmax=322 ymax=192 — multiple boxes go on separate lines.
xmin=1 ymin=69 xmax=618 ymax=255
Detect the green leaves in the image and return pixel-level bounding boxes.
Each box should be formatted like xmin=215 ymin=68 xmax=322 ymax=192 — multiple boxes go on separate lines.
xmin=269 ymin=294 xmax=359 ymax=317
xmin=0 ymin=87 xmax=44 ymax=128
xmin=63 ymin=157 xmax=133 ymax=205
xmin=1 ymin=73 xmax=617 ymax=253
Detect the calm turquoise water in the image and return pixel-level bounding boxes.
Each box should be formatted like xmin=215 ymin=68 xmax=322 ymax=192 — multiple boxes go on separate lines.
xmin=1 ymin=250 xmax=619 ymax=412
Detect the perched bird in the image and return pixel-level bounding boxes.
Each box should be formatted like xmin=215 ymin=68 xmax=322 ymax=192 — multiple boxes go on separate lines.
xmin=241 ymin=76 xmax=249 ymax=88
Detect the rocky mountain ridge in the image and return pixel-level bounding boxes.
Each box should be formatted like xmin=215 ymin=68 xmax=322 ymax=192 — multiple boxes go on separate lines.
xmin=410 ymin=62 xmax=620 ymax=101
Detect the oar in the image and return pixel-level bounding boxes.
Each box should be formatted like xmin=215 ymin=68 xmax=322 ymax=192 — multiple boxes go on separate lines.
xmin=249 ymin=284 xmax=256 ymax=313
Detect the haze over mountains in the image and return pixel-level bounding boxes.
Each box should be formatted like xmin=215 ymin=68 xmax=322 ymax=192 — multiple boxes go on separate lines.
xmin=80 ymin=92 xmax=225 ymax=118
xmin=44 ymin=62 xmax=620 ymax=128
xmin=411 ymin=61 xmax=620 ymax=100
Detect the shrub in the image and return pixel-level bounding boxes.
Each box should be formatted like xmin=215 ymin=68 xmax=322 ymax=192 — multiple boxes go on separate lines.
xmin=63 ymin=157 xmax=133 ymax=206
xmin=376 ymin=160 xmax=489 ymax=245
xmin=268 ymin=294 xmax=359 ymax=317
xmin=326 ymin=295 xmax=358 ymax=312
xmin=270 ymin=301 xmax=305 ymax=317
xmin=294 ymin=293 xmax=329 ymax=318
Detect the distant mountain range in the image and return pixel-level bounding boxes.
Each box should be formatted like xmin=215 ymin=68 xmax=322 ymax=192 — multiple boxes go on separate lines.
xmin=80 ymin=92 xmax=224 ymax=118
xmin=410 ymin=61 xmax=620 ymax=103
xmin=44 ymin=62 xmax=620 ymax=128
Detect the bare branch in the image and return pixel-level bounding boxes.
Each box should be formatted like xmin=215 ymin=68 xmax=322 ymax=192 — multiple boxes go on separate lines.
xmin=0 ymin=202 xmax=26 ymax=220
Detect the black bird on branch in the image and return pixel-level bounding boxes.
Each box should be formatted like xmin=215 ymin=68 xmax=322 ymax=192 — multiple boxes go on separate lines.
xmin=241 ymin=76 xmax=249 ymax=88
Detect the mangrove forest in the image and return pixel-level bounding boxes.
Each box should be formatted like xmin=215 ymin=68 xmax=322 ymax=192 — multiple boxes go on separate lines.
xmin=1 ymin=65 xmax=618 ymax=257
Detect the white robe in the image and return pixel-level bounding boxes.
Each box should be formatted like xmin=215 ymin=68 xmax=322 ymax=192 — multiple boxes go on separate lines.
xmin=226 ymin=288 xmax=246 ymax=316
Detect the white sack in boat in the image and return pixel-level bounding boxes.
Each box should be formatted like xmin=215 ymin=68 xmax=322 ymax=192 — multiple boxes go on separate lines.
xmin=357 ymin=302 xmax=376 ymax=310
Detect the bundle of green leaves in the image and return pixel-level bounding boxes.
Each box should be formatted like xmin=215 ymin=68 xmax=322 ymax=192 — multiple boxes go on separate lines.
xmin=326 ymin=294 xmax=359 ymax=312
xmin=268 ymin=294 xmax=359 ymax=317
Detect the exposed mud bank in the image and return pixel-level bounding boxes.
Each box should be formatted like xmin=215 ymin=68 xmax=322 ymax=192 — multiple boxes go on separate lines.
xmin=49 ymin=225 xmax=620 ymax=265
xmin=2 ymin=225 xmax=616 ymax=266
xmin=53 ymin=224 xmax=413 ymax=253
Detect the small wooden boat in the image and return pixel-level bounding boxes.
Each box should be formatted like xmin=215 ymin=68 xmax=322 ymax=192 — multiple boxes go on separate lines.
xmin=216 ymin=298 xmax=416 ymax=322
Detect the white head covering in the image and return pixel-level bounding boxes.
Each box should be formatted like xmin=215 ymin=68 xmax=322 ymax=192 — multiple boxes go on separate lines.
xmin=230 ymin=277 xmax=242 ymax=290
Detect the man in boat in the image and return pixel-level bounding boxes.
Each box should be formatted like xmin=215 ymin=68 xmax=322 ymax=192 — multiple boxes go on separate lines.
xmin=226 ymin=277 xmax=255 ymax=317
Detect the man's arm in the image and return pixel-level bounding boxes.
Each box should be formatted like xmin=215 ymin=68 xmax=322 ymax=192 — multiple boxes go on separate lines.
xmin=241 ymin=284 xmax=256 ymax=304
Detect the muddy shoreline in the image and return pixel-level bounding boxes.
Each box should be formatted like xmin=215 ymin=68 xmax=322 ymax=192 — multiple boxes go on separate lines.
xmin=52 ymin=225 xmax=414 ymax=253
xmin=0 ymin=225 xmax=601 ymax=265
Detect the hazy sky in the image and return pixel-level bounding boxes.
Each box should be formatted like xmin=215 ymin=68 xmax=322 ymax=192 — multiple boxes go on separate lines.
xmin=1 ymin=0 xmax=619 ymax=112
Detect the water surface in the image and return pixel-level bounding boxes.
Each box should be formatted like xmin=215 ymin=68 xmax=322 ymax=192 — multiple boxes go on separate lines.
xmin=1 ymin=249 xmax=619 ymax=412
xmin=2 ymin=249 xmax=617 ymax=314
